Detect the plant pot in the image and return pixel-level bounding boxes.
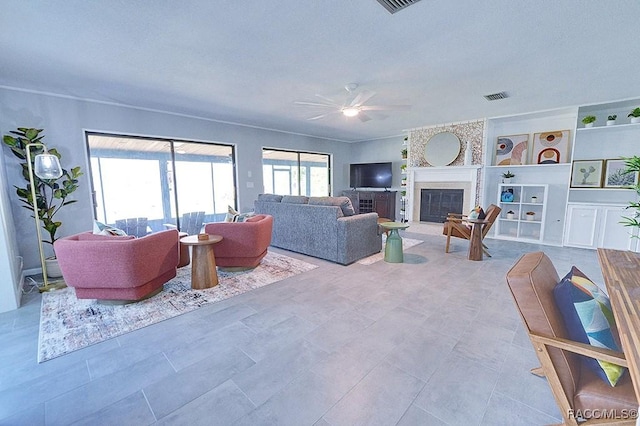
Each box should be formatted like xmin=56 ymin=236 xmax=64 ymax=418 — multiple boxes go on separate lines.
xmin=631 ymin=117 xmax=640 ymax=124
xmin=606 ymin=120 xmax=616 ymax=126
xmin=531 ymin=197 xmax=538 ymax=203
xmin=503 ymin=178 xmax=512 ymax=184
xmin=506 ymin=213 xmax=515 ymax=220
xmin=45 ymin=257 xmax=64 ymax=278
xmin=526 ymin=214 xmax=535 ymax=221
xmin=584 ymin=123 xmax=594 ymax=128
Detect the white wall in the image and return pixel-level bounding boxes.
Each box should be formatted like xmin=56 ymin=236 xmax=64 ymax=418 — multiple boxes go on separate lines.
xmin=0 ymin=153 xmax=22 ymax=313
xmin=0 ymin=87 xmax=352 ymax=274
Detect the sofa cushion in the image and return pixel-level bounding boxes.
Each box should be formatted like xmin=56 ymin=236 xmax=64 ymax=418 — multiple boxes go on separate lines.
xmin=258 ymin=194 xmax=283 ymax=202
xmin=281 ymin=195 xmax=309 ymax=204
xmin=553 ymin=266 xmax=625 ymax=386
xmin=93 ymin=220 xmax=127 ymax=236
xmin=308 ymin=196 xmax=355 ymax=216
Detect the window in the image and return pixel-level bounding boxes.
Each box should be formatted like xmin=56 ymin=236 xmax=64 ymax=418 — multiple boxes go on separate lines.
xmin=87 ymin=133 xmax=236 ymax=232
xmin=262 ymin=149 xmax=330 ymax=196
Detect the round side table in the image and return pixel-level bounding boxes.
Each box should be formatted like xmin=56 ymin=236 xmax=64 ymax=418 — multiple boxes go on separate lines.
xmin=378 ymin=222 xmax=410 ymax=263
xmin=179 ymin=234 xmax=223 ymax=289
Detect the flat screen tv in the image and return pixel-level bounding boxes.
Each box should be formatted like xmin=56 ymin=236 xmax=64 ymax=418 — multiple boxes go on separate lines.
xmin=349 ymin=162 xmax=393 ymax=189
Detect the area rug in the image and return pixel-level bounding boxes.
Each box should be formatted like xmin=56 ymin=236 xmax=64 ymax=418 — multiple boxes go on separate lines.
xmin=38 ymin=252 xmax=317 ymax=362
xmin=357 ymin=237 xmax=423 ymax=265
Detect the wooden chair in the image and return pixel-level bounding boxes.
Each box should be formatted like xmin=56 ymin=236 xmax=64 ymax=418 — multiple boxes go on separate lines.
xmin=179 ymin=211 xmax=205 ymax=235
xmin=506 ymin=252 xmax=637 ymax=426
xmin=443 ymin=204 xmax=500 ymax=257
xmin=164 ymin=211 xmax=205 ymax=235
xmin=115 ymin=217 xmax=150 ymax=238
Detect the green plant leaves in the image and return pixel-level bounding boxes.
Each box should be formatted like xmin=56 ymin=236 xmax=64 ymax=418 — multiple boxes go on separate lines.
xmin=1 ymin=127 xmax=82 ymax=246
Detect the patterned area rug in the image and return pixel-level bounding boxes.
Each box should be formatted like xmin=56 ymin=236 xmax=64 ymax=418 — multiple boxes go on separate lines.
xmin=357 ymin=237 xmax=423 ymax=265
xmin=38 ymin=252 xmax=317 ymax=362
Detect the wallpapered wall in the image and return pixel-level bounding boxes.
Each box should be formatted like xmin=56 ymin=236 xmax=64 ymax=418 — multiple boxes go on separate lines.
xmin=407 ymin=120 xmax=485 ymax=167
xmin=407 ymin=119 xmax=485 ymax=206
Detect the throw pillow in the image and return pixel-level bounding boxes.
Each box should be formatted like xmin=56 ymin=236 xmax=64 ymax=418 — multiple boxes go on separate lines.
xmin=224 ymin=206 xmax=239 ymax=222
xmin=93 ymin=220 xmax=127 ymax=236
xmin=553 ymin=266 xmax=626 ymax=386
xmin=225 ymin=205 xmax=255 ymax=222
xmin=468 ymin=206 xmax=485 ymax=220
xmin=235 ymin=212 xmax=256 ymax=222
xmin=308 ymin=196 xmax=356 ymax=216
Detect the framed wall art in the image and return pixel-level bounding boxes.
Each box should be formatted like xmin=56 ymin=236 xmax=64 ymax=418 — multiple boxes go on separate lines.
xmin=570 ymin=159 xmax=604 ymax=188
xmin=531 ymin=130 xmax=571 ymax=164
xmin=494 ymin=134 xmax=528 ymax=166
xmin=604 ymin=159 xmax=638 ymax=188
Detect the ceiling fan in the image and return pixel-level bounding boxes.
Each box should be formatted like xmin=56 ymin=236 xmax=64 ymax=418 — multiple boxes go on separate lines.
xmin=295 ymin=83 xmax=410 ymax=122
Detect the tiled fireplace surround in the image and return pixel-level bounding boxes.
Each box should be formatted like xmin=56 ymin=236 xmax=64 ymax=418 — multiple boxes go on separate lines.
xmin=409 ymin=166 xmax=481 ymax=222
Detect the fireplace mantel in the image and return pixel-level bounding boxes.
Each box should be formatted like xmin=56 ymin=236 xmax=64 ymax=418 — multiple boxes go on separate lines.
xmin=407 ymin=166 xmax=481 ymax=222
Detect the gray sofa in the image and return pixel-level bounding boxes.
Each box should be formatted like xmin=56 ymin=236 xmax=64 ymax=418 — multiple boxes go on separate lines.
xmin=254 ymin=195 xmax=382 ymax=265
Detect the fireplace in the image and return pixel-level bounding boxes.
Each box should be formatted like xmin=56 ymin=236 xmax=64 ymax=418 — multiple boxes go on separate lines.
xmin=409 ymin=166 xmax=480 ymax=222
xmin=420 ymin=189 xmax=463 ymax=223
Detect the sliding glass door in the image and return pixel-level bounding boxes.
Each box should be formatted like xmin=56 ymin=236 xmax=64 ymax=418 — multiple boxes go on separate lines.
xmin=87 ymin=133 xmax=236 ymax=232
xmin=262 ymin=148 xmax=330 ymax=196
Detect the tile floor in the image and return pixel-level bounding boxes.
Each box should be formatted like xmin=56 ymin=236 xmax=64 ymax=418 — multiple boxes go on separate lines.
xmin=0 ymin=226 xmax=605 ymax=425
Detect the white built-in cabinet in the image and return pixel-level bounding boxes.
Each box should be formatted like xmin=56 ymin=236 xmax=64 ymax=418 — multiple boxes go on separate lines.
xmin=564 ymin=203 xmax=638 ymax=251
xmin=494 ymin=184 xmax=548 ymax=243
xmin=480 ymin=98 xmax=640 ymax=250
xmin=567 ymin=99 xmax=640 ymax=251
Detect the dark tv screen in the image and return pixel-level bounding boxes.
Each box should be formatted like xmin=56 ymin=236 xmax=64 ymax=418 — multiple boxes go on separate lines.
xmin=350 ymin=162 xmax=393 ymax=188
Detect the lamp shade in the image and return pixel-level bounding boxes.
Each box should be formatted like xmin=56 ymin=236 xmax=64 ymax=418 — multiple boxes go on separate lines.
xmin=34 ymin=153 xmax=63 ymax=179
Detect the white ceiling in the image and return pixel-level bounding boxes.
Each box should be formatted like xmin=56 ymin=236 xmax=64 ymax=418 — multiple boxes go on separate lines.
xmin=2 ymin=1 xmax=639 ymax=142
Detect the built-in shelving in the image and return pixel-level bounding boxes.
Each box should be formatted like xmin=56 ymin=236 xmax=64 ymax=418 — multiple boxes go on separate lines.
xmin=494 ymin=184 xmax=548 ymax=243
xmin=482 ymin=107 xmax=575 ymax=246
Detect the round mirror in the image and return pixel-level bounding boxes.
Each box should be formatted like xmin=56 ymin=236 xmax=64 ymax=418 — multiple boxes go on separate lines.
xmin=424 ymin=132 xmax=461 ymax=166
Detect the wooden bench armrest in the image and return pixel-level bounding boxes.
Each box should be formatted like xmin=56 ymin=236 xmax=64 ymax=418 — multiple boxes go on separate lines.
xmin=530 ymin=331 xmax=628 ymax=368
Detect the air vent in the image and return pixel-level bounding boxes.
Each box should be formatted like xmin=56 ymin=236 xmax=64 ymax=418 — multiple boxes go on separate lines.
xmin=484 ymin=92 xmax=509 ymax=101
xmin=375 ymin=0 xmax=422 ymax=14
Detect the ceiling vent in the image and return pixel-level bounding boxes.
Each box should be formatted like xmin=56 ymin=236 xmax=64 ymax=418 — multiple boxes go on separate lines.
xmin=484 ymin=92 xmax=509 ymax=101
xmin=375 ymin=0 xmax=422 ymax=14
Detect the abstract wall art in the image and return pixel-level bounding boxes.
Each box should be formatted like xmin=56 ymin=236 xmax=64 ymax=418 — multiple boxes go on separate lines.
xmin=494 ymin=134 xmax=529 ymax=165
xmin=531 ymin=130 xmax=571 ymax=164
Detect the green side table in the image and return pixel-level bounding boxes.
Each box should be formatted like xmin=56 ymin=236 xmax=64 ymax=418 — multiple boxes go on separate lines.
xmin=379 ymin=222 xmax=410 ymax=263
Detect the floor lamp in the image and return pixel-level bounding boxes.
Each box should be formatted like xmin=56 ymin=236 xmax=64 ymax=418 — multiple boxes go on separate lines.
xmin=26 ymin=143 xmax=67 ymax=292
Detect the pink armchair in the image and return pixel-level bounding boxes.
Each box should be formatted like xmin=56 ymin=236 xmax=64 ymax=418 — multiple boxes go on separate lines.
xmin=54 ymin=229 xmax=179 ymax=301
xmin=204 ymin=214 xmax=273 ymax=269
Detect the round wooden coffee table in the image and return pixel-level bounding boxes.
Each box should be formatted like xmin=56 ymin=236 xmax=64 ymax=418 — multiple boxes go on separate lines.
xmin=179 ymin=234 xmax=223 ymax=289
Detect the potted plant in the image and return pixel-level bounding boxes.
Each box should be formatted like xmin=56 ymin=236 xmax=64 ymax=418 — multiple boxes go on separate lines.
xmin=506 ymin=210 xmax=515 ymax=220
xmin=403 ymin=136 xmax=408 ymax=145
xmin=607 ymin=115 xmax=617 ymax=126
xmin=581 ymin=115 xmax=596 ymax=128
xmin=530 ymin=196 xmax=538 ymax=203
xmin=628 ymin=108 xmax=640 ymax=124
xmin=400 ymin=190 xmax=406 ymax=198
xmin=400 ymin=164 xmax=407 ymax=174
xmin=2 ymin=128 xmax=83 ymax=277
xmin=621 ymin=156 xmax=640 ymax=229
xmin=502 ymin=170 xmax=515 ymax=184
xmin=525 ymin=211 xmax=536 ymax=221
xmin=401 ymin=148 xmax=408 ymax=159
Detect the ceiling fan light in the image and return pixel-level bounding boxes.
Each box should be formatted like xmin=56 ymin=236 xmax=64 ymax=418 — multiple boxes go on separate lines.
xmin=342 ymin=107 xmax=360 ymax=117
